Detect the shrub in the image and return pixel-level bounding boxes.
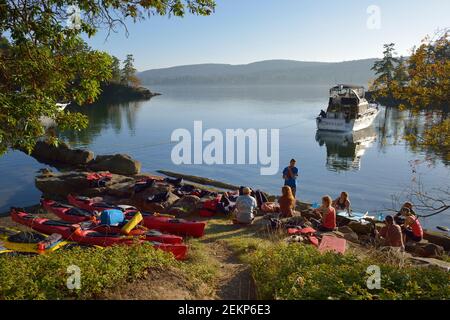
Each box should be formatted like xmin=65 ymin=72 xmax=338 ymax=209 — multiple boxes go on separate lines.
xmin=248 ymin=243 xmax=450 ymax=300
xmin=0 ymin=244 xmax=175 ymax=300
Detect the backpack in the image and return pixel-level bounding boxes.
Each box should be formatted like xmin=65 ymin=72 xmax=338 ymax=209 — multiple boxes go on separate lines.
xmin=100 ymin=209 xmax=125 ymax=226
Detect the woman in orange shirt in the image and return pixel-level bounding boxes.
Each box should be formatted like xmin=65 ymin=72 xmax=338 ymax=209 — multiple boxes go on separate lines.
xmin=313 ymin=195 xmax=337 ymax=232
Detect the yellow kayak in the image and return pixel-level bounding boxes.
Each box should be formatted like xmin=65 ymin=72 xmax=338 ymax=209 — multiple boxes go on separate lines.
xmin=0 ymin=227 xmax=68 ymax=254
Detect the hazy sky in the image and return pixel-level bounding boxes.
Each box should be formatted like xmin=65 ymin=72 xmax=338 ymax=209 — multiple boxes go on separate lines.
xmin=86 ymin=0 xmax=450 ymax=71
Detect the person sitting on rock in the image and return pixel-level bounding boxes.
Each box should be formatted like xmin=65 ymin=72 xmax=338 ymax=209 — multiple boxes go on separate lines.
xmin=311 ymin=195 xmax=336 ymax=232
xmin=332 ymin=191 xmax=351 ymax=213
xmin=394 ymin=201 xmax=416 ymax=225
xmin=233 ymin=187 xmax=257 ymax=225
xmin=401 ymin=207 xmax=423 ymax=243
xmin=278 ymin=186 xmax=296 ymax=218
xmin=378 ymin=215 xmax=404 ymax=249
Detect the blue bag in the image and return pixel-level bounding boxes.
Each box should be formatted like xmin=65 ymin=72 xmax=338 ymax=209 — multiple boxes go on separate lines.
xmin=100 ymin=209 xmax=125 ymax=226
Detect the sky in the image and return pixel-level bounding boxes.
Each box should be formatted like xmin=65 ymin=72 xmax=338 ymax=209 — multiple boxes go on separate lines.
xmin=86 ymin=0 xmax=450 ymax=71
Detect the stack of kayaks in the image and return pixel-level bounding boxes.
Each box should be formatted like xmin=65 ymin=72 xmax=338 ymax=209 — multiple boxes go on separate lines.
xmin=10 ymin=208 xmax=188 ymax=260
xmin=41 ymin=199 xmax=184 ymax=244
xmin=0 ymin=226 xmax=68 ymax=255
xmin=67 ymin=194 xmax=206 ymax=238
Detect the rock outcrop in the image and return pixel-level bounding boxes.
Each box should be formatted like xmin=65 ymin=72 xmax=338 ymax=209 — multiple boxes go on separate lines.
xmin=347 ymin=221 xmax=373 ymax=235
xmin=35 ymin=170 xmax=135 ymax=199
xmin=406 ymin=242 xmax=445 ymax=258
xmin=89 ymin=154 xmax=141 ymax=175
xmin=168 ymin=195 xmax=202 ymax=215
xmin=30 ymin=141 xmax=94 ymax=166
xmin=130 ymin=182 xmax=179 ymax=213
xmin=423 ymin=230 xmax=450 ymax=251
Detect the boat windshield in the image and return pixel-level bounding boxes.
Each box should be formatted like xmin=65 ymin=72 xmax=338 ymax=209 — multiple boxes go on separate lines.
xmin=330 ymin=86 xmax=364 ymax=99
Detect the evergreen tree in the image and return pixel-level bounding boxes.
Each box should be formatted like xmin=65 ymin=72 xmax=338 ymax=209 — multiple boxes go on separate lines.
xmin=110 ymin=56 xmax=121 ymax=83
xmin=121 ymin=54 xmax=140 ymax=87
xmin=371 ymin=43 xmax=399 ymax=95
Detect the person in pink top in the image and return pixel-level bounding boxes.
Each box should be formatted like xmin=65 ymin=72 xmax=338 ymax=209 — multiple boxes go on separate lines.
xmin=401 ymin=207 xmax=423 ymax=242
xmin=312 ymin=195 xmax=336 ymax=232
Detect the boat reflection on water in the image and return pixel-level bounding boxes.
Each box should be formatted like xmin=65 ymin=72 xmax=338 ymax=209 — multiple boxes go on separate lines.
xmin=315 ymin=127 xmax=377 ymax=171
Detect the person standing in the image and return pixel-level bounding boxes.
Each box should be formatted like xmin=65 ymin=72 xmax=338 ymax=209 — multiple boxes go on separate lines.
xmin=282 ymin=159 xmax=299 ymax=197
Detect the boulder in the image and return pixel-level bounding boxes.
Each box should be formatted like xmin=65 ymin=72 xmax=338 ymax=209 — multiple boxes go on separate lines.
xmin=89 ymin=154 xmax=141 ymax=175
xmin=406 ymin=242 xmax=445 ymax=258
xmin=31 ymin=141 xmax=94 ymax=166
xmin=347 ymin=221 xmax=373 ymax=235
xmin=35 ymin=171 xmax=93 ymax=198
xmin=35 ymin=171 xmax=134 ymax=198
xmin=423 ymin=230 xmax=450 ymax=251
xmin=168 ymin=195 xmax=202 ymax=215
xmin=337 ymin=226 xmax=359 ymax=242
xmin=131 ymin=183 xmax=179 ymax=213
xmin=410 ymin=257 xmax=450 ymax=272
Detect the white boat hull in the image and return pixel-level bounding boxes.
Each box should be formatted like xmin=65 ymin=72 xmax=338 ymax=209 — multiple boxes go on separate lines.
xmin=316 ymin=108 xmax=379 ymax=132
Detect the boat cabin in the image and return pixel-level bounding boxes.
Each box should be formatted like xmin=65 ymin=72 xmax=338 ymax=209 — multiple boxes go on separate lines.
xmin=325 ymin=84 xmax=368 ymax=120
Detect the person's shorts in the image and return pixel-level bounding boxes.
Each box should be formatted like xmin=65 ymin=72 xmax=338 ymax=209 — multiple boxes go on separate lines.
xmin=403 ymin=229 xmax=422 ymax=242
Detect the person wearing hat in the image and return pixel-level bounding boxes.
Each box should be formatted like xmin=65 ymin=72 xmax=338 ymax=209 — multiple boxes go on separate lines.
xmin=234 ymin=187 xmax=257 ymax=224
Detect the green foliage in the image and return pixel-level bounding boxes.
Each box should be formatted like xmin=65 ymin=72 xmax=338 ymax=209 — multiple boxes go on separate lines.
xmin=372 ymin=31 xmax=450 ymax=160
xmin=248 ymin=243 xmax=450 ymax=300
xmin=0 ymin=0 xmax=216 ymax=155
xmin=0 ymin=244 xmax=176 ymax=299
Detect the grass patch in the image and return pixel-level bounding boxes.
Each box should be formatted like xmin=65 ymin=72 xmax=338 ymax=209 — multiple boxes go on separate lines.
xmin=246 ymin=242 xmax=450 ymax=300
xmin=180 ymin=239 xmax=220 ymax=293
xmin=0 ymin=244 xmax=179 ymax=300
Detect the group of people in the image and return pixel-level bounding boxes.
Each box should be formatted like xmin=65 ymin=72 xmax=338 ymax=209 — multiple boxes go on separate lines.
xmin=233 ymin=159 xmax=299 ymax=225
xmin=377 ymin=202 xmax=423 ymax=249
xmin=231 ymin=159 xmax=424 ymax=249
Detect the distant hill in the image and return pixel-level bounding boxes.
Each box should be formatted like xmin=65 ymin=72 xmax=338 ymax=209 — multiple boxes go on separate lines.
xmin=138 ymin=59 xmax=377 ymax=86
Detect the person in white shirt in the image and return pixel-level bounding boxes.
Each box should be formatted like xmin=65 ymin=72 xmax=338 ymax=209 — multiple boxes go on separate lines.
xmin=234 ymin=187 xmax=257 ymax=224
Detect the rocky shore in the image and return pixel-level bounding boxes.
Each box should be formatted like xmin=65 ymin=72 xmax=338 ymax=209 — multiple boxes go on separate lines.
xmin=9 ymin=141 xmax=450 ymax=269
xmin=95 ymin=82 xmax=161 ymax=103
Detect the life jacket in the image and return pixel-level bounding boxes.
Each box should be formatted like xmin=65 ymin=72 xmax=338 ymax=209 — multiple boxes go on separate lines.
xmin=198 ymin=195 xmax=222 ymax=217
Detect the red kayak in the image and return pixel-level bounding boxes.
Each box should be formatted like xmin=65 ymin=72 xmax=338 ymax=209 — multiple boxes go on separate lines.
xmin=10 ymin=209 xmax=187 ymax=259
xmin=43 ymin=199 xmax=184 ymax=244
xmin=67 ymin=194 xmax=134 ymax=213
xmin=41 ymin=198 xmax=96 ymax=223
xmin=68 ymin=194 xmax=206 ymax=238
xmin=126 ymin=210 xmax=206 ymax=238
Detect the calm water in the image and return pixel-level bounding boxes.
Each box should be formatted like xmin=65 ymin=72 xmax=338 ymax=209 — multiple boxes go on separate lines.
xmin=1 ymin=85 xmax=449 ymax=229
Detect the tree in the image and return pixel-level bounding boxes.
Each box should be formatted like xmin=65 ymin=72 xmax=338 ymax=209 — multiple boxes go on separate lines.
xmin=110 ymin=56 xmax=122 ymax=83
xmin=373 ymin=30 xmax=450 ymax=162
xmin=371 ymin=43 xmax=399 ymax=97
xmin=0 ymin=0 xmax=216 ymax=154
xmin=121 ymin=54 xmax=140 ymax=87
xmin=393 ymin=56 xmax=409 ymax=87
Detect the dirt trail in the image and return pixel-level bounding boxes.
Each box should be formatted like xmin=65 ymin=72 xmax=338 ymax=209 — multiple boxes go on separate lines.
xmin=209 ymin=241 xmax=257 ymax=300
